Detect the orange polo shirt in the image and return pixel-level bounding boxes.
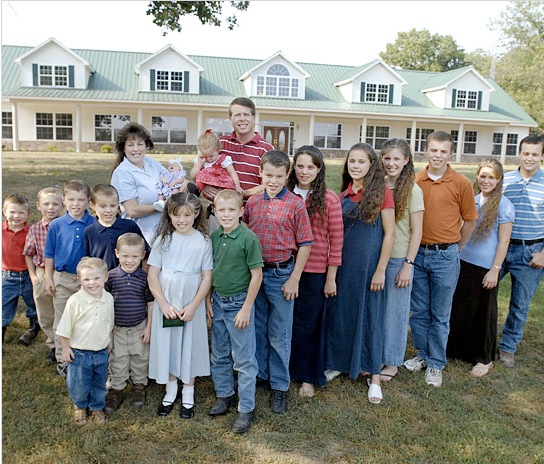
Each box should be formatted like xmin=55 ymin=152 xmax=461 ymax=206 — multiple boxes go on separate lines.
xmin=416 ymin=165 xmax=478 ymax=245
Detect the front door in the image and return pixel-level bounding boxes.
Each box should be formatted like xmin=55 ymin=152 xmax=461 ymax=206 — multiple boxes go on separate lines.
xmin=263 ymin=126 xmax=289 ymax=152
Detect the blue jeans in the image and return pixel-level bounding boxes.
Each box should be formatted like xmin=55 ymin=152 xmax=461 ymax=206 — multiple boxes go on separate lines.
xmin=254 ymin=262 xmax=295 ymax=391
xmin=499 ymin=242 xmax=544 ymax=354
xmin=66 ymin=348 xmax=109 ymax=410
xmin=210 ymin=289 xmax=258 ymax=413
xmin=382 ymin=258 xmax=413 ymax=366
xmin=410 ymin=245 xmax=460 ymax=370
xmin=2 ymin=270 xmax=36 ymax=327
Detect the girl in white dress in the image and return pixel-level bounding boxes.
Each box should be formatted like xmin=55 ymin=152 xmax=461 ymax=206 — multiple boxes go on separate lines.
xmin=147 ymin=192 xmax=213 ymax=418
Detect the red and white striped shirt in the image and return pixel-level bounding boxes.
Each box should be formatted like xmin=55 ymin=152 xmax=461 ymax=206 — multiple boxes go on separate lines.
xmin=220 ymin=132 xmax=274 ymax=191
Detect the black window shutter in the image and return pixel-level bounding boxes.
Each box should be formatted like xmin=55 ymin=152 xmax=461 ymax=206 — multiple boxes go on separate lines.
xmin=33 ymin=63 xmax=38 ymax=86
xmin=183 ymin=71 xmax=189 ymax=92
xmin=477 ymin=91 xmax=483 ymax=110
xmin=150 ymin=69 xmax=156 ymax=91
xmin=389 ymin=84 xmax=394 ymax=104
xmin=451 ymin=88 xmax=457 ymax=108
xmin=360 ymin=82 xmax=366 ymax=102
xmin=69 ymin=65 xmax=74 ymax=87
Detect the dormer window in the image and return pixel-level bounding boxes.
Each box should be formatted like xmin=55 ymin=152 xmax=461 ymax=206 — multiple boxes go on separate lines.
xmin=360 ymin=82 xmax=394 ymax=104
xmin=256 ymin=64 xmax=299 ymax=98
xmin=452 ymin=89 xmax=482 ymax=109
xmin=38 ymin=65 xmax=68 ymax=87
xmin=151 ymin=70 xmax=189 ymax=92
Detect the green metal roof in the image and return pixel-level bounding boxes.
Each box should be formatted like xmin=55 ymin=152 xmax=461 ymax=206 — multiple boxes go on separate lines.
xmin=1 ymin=45 xmax=537 ymax=126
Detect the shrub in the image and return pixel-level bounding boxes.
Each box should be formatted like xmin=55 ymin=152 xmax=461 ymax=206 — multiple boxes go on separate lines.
xmin=88 ymin=149 xmax=95 ymax=153
xmin=101 ymin=144 xmax=112 ymax=153
xmin=48 ymin=145 xmax=58 ymax=152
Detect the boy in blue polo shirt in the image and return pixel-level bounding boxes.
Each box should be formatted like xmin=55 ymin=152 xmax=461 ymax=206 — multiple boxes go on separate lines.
xmin=242 ymin=150 xmax=313 ymax=414
xmin=104 ymin=233 xmax=154 ymax=413
xmin=84 ymin=184 xmax=149 ymax=270
xmin=45 ymin=180 xmax=94 ymax=377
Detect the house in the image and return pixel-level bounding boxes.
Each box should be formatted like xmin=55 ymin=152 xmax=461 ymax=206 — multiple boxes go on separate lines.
xmin=2 ymin=38 xmax=537 ymax=163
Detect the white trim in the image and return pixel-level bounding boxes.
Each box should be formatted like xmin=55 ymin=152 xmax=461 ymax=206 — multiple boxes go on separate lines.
xmin=239 ymin=50 xmax=310 ymax=81
xmin=334 ymin=58 xmax=407 ymax=87
xmin=422 ymin=67 xmax=494 ymax=93
xmin=134 ymin=44 xmax=203 ymax=74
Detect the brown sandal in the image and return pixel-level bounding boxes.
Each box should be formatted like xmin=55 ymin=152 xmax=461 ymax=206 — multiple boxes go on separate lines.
xmin=74 ymin=407 xmax=88 ymax=426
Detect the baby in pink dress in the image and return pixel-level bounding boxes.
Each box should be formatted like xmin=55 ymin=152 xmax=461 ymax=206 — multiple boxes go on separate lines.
xmin=190 ymin=130 xmax=243 ymax=195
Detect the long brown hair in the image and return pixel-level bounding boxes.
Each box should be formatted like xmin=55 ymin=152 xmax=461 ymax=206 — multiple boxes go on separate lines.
xmin=341 ymin=143 xmax=385 ymax=224
xmin=286 ymin=145 xmax=327 ymax=227
xmin=471 ymin=159 xmax=503 ymax=242
xmin=110 ymin=123 xmax=154 ymax=177
xmin=380 ymin=138 xmax=415 ymax=221
xmin=155 ymin=192 xmax=208 ymax=250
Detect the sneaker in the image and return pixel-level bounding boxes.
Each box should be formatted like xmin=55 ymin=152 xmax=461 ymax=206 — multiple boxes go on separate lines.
xmin=404 ymin=356 xmax=427 ymax=372
xmin=425 ymin=368 xmax=443 ymax=387
xmin=56 ymin=363 xmax=67 ymax=379
xmin=131 ymin=384 xmax=146 ymax=409
xmin=270 ymin=390 xmax=287 ymax=414
xmin=499 ymin=350 xmax=515 ymax=368
xmin=105 ymin=390 xmax=125 ymax=414
xmin=153 ymin=200 xmax=165 ymax=212
xmin=324 ymin=370 xmax=342 ymax=382
xmin=91 ymin=409 xmax=108 ymax=425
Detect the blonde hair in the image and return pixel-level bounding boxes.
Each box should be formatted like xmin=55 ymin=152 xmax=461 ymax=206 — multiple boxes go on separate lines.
xmin=37 ymin=187 xmax=62 ymax=203
xmin=198 ymin=130 xmax=221 ymax=152
xmin=3 ymin=194 xmax=30 ymax=212
xmin=116 ymin=232 xmax=146 ymax=253
xmin=472 ymin=159 xmax=504 ymax=243
xmin=76 ymin=257 xmax=108 ymax=279
xmin=214 ymin=189 xmax=243 ymax=208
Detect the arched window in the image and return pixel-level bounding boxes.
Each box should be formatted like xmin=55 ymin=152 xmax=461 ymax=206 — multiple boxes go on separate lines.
xmin=256 ymin=64 xmax=299 ymax=98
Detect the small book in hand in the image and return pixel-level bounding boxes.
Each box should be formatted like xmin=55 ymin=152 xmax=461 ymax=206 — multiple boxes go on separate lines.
xmin=163 ymin=315 xmax=185 ymax=328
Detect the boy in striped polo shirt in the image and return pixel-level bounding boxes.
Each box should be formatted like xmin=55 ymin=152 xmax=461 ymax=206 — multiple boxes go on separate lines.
xmin=104 ymin=233 xmax=154 ymax=413
xmin=498 ymin=135 xmax=544 ymax=367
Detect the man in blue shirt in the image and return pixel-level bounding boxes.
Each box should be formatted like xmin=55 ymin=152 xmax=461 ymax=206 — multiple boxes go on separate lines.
xmin=499 ymin=135 xmax=544 ymax=367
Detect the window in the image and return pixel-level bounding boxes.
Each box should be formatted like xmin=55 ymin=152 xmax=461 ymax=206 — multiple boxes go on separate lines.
xmin=406 ymin=128 xmax=434 ymax=152
xmin=151 ymin=116 xmax=187 ymax=144
xmin=455 ymin=89 xmax=478 ymax=109
xmin=206 ymin=118 xmax=233 ymax=136
xmin=39 ymin=65 xmax=68 ymax=87
xmin=364 ymin=83 xmax=390 ymax=103
xmin=36 ymin=113 xmax=72 ymax=140
xmin=492 ymin=133 xmax=518 ymax=156
xmin=2 ymin=112 xmax=12 ymax=139
xmin=256 ymin=64 xmax=299 ymax=98
xmin=363 ymin=125 xmax=390 ymax=149
xmin=314 ymin=123 xmax=342 ymax=149
xmin=464 ymin=131 xmax=477 ymax=154
xmin=155 ymin=70 xmax=186 ymax=92
xmin=94 ymin=114 xmax=131 ymax=141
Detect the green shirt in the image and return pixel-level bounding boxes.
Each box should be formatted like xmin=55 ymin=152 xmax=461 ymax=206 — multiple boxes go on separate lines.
xmin=211 ymin=224 xmax=263 ymax=297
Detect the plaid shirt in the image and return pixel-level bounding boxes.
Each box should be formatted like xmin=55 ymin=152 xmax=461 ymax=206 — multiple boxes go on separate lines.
xmin=23 ymin=217 xmax=50 ymax=268
xmin=243 ymin=187 xmax=313 ymax=263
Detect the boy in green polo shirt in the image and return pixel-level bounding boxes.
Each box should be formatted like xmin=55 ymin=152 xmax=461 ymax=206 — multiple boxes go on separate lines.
xmin=206 ymin=189 xmax=263 ymax=434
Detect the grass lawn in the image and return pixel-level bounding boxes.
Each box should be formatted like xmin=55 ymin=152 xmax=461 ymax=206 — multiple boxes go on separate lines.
xmin=2 ymin=152 xmax=543 ymax=464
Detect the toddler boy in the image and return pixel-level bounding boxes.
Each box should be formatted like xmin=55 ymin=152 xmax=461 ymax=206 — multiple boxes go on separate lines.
xmin=104 ymin=233 xmax=154 ymax=414
xmin=23 ymin=188 xmax=64 ymax=357
xmin=44 ymin=180 xmax=94 ymax=377
xmin=57 ymin=257 xmax=114 ymax=426
xmin=207 ymin=190 xmax=263 ymax=433
xmin=243 ymin=150 xmax=313 ymax=414
xmin=84 ymin=184 xmax=149 ymax=270
xmin=2 ymin=194 xmax=37 ymax=344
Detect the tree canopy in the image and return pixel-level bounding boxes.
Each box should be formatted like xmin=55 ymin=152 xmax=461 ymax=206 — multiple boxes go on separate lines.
xmin=379 ymin=28 xmax=467 ymax=72
xmin=146 ymin=1 xmax=249 ymax=36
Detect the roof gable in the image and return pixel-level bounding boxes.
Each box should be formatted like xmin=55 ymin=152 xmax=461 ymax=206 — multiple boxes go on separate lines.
xmin=334 ymin=59 xmax=407 ymax=87
xmin=422 ymin=66 xmax=494 ymax=92
xmin=239 ymin=51 xmax=310 ymax=81
xmin=134 ymin=44 xmax=203 ymax=74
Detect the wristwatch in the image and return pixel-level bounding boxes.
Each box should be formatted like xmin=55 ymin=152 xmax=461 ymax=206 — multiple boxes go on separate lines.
xmin=405 ymin=258 xmax=414 ymax=265
xmin=492 ymin=264 xmax=501 ymax=271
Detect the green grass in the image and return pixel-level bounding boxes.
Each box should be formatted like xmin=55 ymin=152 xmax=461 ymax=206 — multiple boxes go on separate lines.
xmin=2 ymin=152 xmax=543 ymax=463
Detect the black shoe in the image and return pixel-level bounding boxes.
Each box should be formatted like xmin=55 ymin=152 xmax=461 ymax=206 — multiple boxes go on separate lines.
xmin=157 ymin=401 xmax=176 ymax=417
xmin=19 ymin=318 xmax=40 ymax=346
xmin=180 ymin=404 xmax=194 ymax=419
xmin=45 ymin=348 xmax=56 ymax=365
xmin=256 ymin=377 xmax=270 ymax=389
xmin=270 ymin=390 xmax=287 ymax=414
xmin=105 ymin=389 xmax=125 ymax=414
xmin=56 ymin=363 xmax=67 ymax=379
xmin=208 ymin=394 xmax=236 ymax=416
xmin=232 ymin=410 xmax=254 ymax=434
xmin=187 ymin=182 xmax=200 ymax=197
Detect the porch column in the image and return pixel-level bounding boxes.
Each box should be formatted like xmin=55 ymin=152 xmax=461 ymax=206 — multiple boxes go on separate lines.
xmin=11 ymin=102 xmax=19 ymax=151
xmin=456 ymin=123 xmax=464 ymax=163
xmin=197 ymin=110 xmax=203 ymax=141
xmin=308 ymin=114 xmax=315 ymax=145
xmin=500 ymin=125 xmax=508 ymax=165
xmin=361 ymin=117 xmax=368 ymax=144
xmin=75 ymin=104 xmax=81 ymax=153
xmin=137 ymin=108 xmax=143 ymax=125
xmin=410 ymin=120 xmax=417 ymax=154
xmin=255 ymin=111 xmax=261 ymax=134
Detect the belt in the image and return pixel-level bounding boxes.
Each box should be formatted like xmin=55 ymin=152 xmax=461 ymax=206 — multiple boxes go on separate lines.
xmin=510 ymin=238 xmax=544 ymax=246
xmin=421 ymin=243 xmax=457 ymax=251
xmin=263 ymin=256 xmax=294 ymax=269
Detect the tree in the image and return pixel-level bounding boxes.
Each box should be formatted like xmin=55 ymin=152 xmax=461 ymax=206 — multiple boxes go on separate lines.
xmin=147 ymin=1 xmax=249 ymax=36
xmin=490 ymin=0 xmax=544 ymax=47
xmin=379 ymin=29 xmax=467 ymax=72
xmin=466 ymin=48 xmax=494 ymax=77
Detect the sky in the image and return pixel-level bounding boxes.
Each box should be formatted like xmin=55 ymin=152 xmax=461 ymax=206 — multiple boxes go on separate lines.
xmin=1 ymin=1 xmax=509 ymax=66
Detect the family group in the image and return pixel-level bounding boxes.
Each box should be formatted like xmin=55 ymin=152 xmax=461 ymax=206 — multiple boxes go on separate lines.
xmin=3 ymin=97 xmax=543 ymax=435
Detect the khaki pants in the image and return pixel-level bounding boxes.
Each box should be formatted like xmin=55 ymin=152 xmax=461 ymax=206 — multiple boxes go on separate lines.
xmin=107 ymin=319 xmax=150 ymax=390
xmin=53 ymin=271 xmax=80 ymax=363
xmin=33 ymin=267 xmax=55 ymax=349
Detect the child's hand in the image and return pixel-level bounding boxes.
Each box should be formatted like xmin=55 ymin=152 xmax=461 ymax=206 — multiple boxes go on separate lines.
xmin=197 ymin=154 xmax=206 ymax=164
xmin=281 ymin=277 xmax=299 ymax=300
xmin=160 ymin=303 xmax=179 ymax=319
xmin=62 ymin=347 xmax=74 ymax=363
xmin=370 ymin=269 xmax=385 ymax=292
xmin=30 ymin=274 xmax=41 ymax=286
xmin=235 ymin=185 xmax=244 ymax=194
xmin=233 ymin=305 xmax=251 ymax=330
xmin=108 ymin=341 xmax=113 ymax=354
xmin=206 ymin=299 xmax=214 ymax=322
xmin=179 ymin=303 xmax=197 ymax=322
xmin=324 ymin=279 xmax=337 ymax=298
xmin=482 ymin=268 xmax=499 ymax=290
xmin=395 ymin=264 xmax=413 ymax=288
xmin=45 ymin=278 xmax=55 ymax=296
xmin=141 ymin=326 xmax=151 ymax=344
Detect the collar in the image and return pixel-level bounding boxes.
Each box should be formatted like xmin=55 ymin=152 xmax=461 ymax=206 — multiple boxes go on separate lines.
xmin=40 ymin=217 xmax=52 ymax=228
xmin=219 ymin=223 xmax=243 ymax=239
xmin=80 ymin=287 xmax=108 ymax=304
xmin=65 ymin=210 xmax=91 ymax=224
xmin=121 ymin=156 xmax=153 ymax=172
xmin=227 ymin=131 xmax=262 ymax=146
xmin=94 ymin=214 xmax=123 ymax=232
xmin=263 ymin=186 xmax=288 ymax=200
xmin=420 ymin=165 xmax=454 ymax=183
xmin=2 ymin=221 xmax=29 ymax=233
xmin=510 ymin=167 xmax=544 ymax=183
xmin=344 ymin=182 xmax=362 ymax=202
xmin=117 ymin=265 xmax=143 ymax=278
